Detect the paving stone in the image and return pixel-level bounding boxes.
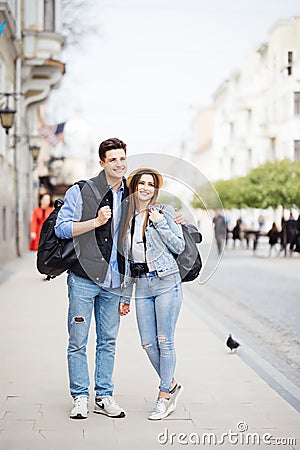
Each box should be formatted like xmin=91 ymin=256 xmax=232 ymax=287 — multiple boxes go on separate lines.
xmin=0 ymin=252 xmax=300 ymax=450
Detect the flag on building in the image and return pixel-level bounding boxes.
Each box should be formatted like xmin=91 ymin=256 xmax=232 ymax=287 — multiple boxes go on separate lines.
xmin=0 ymin=20 xmax=6 ymax=38
xmin=39 ymin=122 xmax=66 ymax=146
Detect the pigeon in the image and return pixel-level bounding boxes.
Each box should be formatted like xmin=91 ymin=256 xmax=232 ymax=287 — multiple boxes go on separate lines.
xmin=226 ymin=334 xmax=240 ymax=352
xmin=0 ymin=20 xmax=6 ymax=38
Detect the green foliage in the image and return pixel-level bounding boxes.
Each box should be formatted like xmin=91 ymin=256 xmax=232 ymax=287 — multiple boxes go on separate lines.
xmin=157 ymin=193 xmax=182 ymax=210
xmin=193 ymin=159 xmax=300 ymax=210
xmin=191 ymin=182 xmax=223 ymax=210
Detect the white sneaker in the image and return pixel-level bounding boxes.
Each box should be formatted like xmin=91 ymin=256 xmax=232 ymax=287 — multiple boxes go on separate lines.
xmin=94 ymin=396 xmax=126 ymax=418
xmin=70 ymin=396 xmax=88 ymax=419
xmin=169 ymin=383 xmax=183 ymax=409
xmin=148 ymin=397 xmax=175 ymax=420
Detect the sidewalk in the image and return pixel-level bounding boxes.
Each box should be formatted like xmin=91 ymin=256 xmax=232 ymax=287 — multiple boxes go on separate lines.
xmin=0 ymin=252 xmax=299 ymax=450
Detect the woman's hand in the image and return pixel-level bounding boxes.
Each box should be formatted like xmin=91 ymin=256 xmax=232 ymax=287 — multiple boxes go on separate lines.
xmin=148 ymin=207 xmax=164 ymax=224
xmin=119 ymin=302 xmax=130 ymax=316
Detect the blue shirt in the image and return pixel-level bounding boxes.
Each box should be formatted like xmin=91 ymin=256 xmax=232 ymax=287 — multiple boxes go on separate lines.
xmin=55 ymin=181 xmax=124 ymax=288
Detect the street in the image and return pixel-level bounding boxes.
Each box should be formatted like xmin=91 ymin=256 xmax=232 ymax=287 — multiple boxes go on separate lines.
xmin=0 ymin=251 xmax=300 ymax=449
xmin=184 ymin=241 xmax=300 ymax=409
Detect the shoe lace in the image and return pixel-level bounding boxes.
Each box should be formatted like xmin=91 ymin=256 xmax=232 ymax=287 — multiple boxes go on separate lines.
xmin=101 ymin=396 xmax=118 ymax=407
xmin=108 ymin=397 xmax=118 ymax=406
xmin=75 ymin=397 xmax=87 ymax=407
xmin=153 ymin=398 xmax=167 ymax=414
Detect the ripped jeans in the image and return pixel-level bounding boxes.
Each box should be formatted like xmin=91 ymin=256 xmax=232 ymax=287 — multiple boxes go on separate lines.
xmin=134 ymin=271 xmax=183 ymax=393
xmin=67 ymin=272 xmax=121 ymax=398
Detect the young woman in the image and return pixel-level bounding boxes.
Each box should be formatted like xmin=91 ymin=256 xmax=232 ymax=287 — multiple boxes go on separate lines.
xmin=267 ymin=222 xmax=280 ymax=256
xmin=119 ymin=167 xmax=185 ymax=420
xmin=29 ymin=193 xmax=53 ymax=251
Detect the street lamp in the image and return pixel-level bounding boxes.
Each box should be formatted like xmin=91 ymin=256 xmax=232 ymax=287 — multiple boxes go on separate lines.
xmin=29 ymin=144 xmax=40 ymax=162
xmin=0 ymin=93 xmax=20 ymax=134
xmin=0 ymin=105 xmax=16 ymax=134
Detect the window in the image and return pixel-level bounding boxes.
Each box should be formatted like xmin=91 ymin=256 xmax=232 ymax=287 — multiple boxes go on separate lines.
xmin=287 ymin=51 xmax=293 ymax=76
xmin=295 ymin=141 xmax=300 ymax=161
xmin=44 ymin=0 xmax=55 ymax=32
xmin=248 ymin=148 xmax=252 ymax=167
xmin=229 ymin=122 xmax=234 ymax=140
xmin=2 ymin=206 xmax=6 ymax=241
xmin=270 ymin=138 xmax=276 ymax=161
xmin=247 ymin=109 xmax=252 ymax=129
xmin=294 ymin=92 xmax=300 ymax=115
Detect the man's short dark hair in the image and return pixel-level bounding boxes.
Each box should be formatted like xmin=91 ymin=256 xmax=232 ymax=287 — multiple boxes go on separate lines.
xmin=98 ymin=138 xmax=127 ymax=161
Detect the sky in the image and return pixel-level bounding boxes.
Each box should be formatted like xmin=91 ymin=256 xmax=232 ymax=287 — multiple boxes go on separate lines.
xmin=47 ymin=0 xmax=300 ymax=156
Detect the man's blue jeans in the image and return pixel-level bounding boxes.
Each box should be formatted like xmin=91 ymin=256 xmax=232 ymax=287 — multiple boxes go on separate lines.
xmin=134 ymin=271 xmax=182 ymax=393
xmin=67 ymin=272 xmax=121 ymax=398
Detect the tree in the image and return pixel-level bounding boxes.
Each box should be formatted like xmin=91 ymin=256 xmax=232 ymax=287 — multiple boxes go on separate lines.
xmin=243 ymin=159 xmax=300 ymax=209
xmin=61 ymin=0 xmax=100 ymax=47
xmin=191 ymin=181 xmax=223 ymax=210
xmin=192 ymin=159 xmax=300 ymax=211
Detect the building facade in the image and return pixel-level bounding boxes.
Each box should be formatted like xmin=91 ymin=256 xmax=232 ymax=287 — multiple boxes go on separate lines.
xmin=212 ymin=16 xmax=300 ymax=180
xmin=0 ymin=0 xmax=64 ymax=265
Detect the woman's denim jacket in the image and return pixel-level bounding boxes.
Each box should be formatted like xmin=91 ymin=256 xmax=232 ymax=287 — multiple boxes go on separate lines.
xmin=120 ymin=204 xmax=184 ymax=304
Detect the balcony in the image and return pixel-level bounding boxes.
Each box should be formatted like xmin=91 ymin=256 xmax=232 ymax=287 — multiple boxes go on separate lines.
xmin=22 ymin=30 xmax=64 ymax=65
xmin=21 ymin=0 xmax=65 ymax=105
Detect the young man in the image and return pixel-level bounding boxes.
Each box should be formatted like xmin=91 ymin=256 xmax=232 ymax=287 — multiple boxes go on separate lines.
xmin=55 ymin=138 xmax=129 ymax=419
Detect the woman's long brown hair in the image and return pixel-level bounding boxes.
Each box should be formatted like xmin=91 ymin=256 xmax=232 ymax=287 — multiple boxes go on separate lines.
xmin=123 ymin=169 xmax=161 ymax=243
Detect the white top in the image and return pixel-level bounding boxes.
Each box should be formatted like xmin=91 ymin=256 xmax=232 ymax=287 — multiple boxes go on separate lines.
xmin=130 ymin=212 xmax=156 ymax=271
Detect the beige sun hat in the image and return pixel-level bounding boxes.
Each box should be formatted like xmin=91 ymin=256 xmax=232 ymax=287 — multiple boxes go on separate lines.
xmin=126 ymin=167 xmax=163 ymax=189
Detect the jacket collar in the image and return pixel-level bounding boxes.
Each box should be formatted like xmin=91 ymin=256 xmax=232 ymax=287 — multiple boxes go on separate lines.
xmin=96 ymin=169 xmax=129 ymax=196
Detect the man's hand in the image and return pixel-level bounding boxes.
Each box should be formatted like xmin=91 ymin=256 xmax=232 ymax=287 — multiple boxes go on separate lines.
xmin=119 ymin=302 xmax=130 ymax=316
xmin=174 ymin=210 xmax=186 ymax=225
xmin=72 ymin=205 xmax=112 ymax=237
xmin=95 ymin=206 xmax=112 ymax=227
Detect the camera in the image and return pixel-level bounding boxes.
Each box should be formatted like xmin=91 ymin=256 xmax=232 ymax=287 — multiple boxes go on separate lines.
xmin=130 ymin=261 xmax=149 ymax=277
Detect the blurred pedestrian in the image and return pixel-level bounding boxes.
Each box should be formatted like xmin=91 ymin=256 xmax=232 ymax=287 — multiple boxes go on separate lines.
xmin=258 ymin=214 xmax=265 ymax=231
xmin=290 ymin=214 xmax=300 ymax=253
xmin=286 ymin=213 xmax=297 ymax=255
xmin=232 ymin=219 xmax=243 ymax=249
xmin=292 ymin=214 xmax=300 ymax=254
xmin=267 ymin=222 xmax=280 ymax=256
xmin=213 ymin=209 xmax=226 ymax=255
xmin=29 ymin=193 xmax=53 ymax=251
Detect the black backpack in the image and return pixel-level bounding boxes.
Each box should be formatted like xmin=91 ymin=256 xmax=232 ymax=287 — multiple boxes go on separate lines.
xmin=36 ymin=180 xmax=101 ymax=280
xmin=36 ymin=198 xmax=76 ymax=279
xmin=174 ymin=224 xmax=202 ymax=282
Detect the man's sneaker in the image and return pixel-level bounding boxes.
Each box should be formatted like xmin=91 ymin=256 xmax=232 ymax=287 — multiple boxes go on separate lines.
xmin=94 ymin=396 xmax=126 ymax=418
xmin=148 ymin=397 xmax=175 ymax=420
xmin=169 ymin=383 xmax=183 ymax=409
xmin=70 ymin=396 xmax=88 ymax=419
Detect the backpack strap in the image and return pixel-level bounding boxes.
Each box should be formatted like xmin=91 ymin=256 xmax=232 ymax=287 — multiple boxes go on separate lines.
xmin=85 ymin=179 xmax=102 ymax=202
xmin=75 ymin=179 xmax=102 ymax=203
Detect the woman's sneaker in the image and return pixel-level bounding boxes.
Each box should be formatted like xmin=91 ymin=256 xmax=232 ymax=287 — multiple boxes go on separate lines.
xmin=148 ymin=397 xmax=175 ymax=420
xmin=169 ymin=383 xmax=183 ymax=409
xmin=94 ymin=396 xmax=126 ymax=418
xmin=70 ymin=396 xmax=88 ymax=419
